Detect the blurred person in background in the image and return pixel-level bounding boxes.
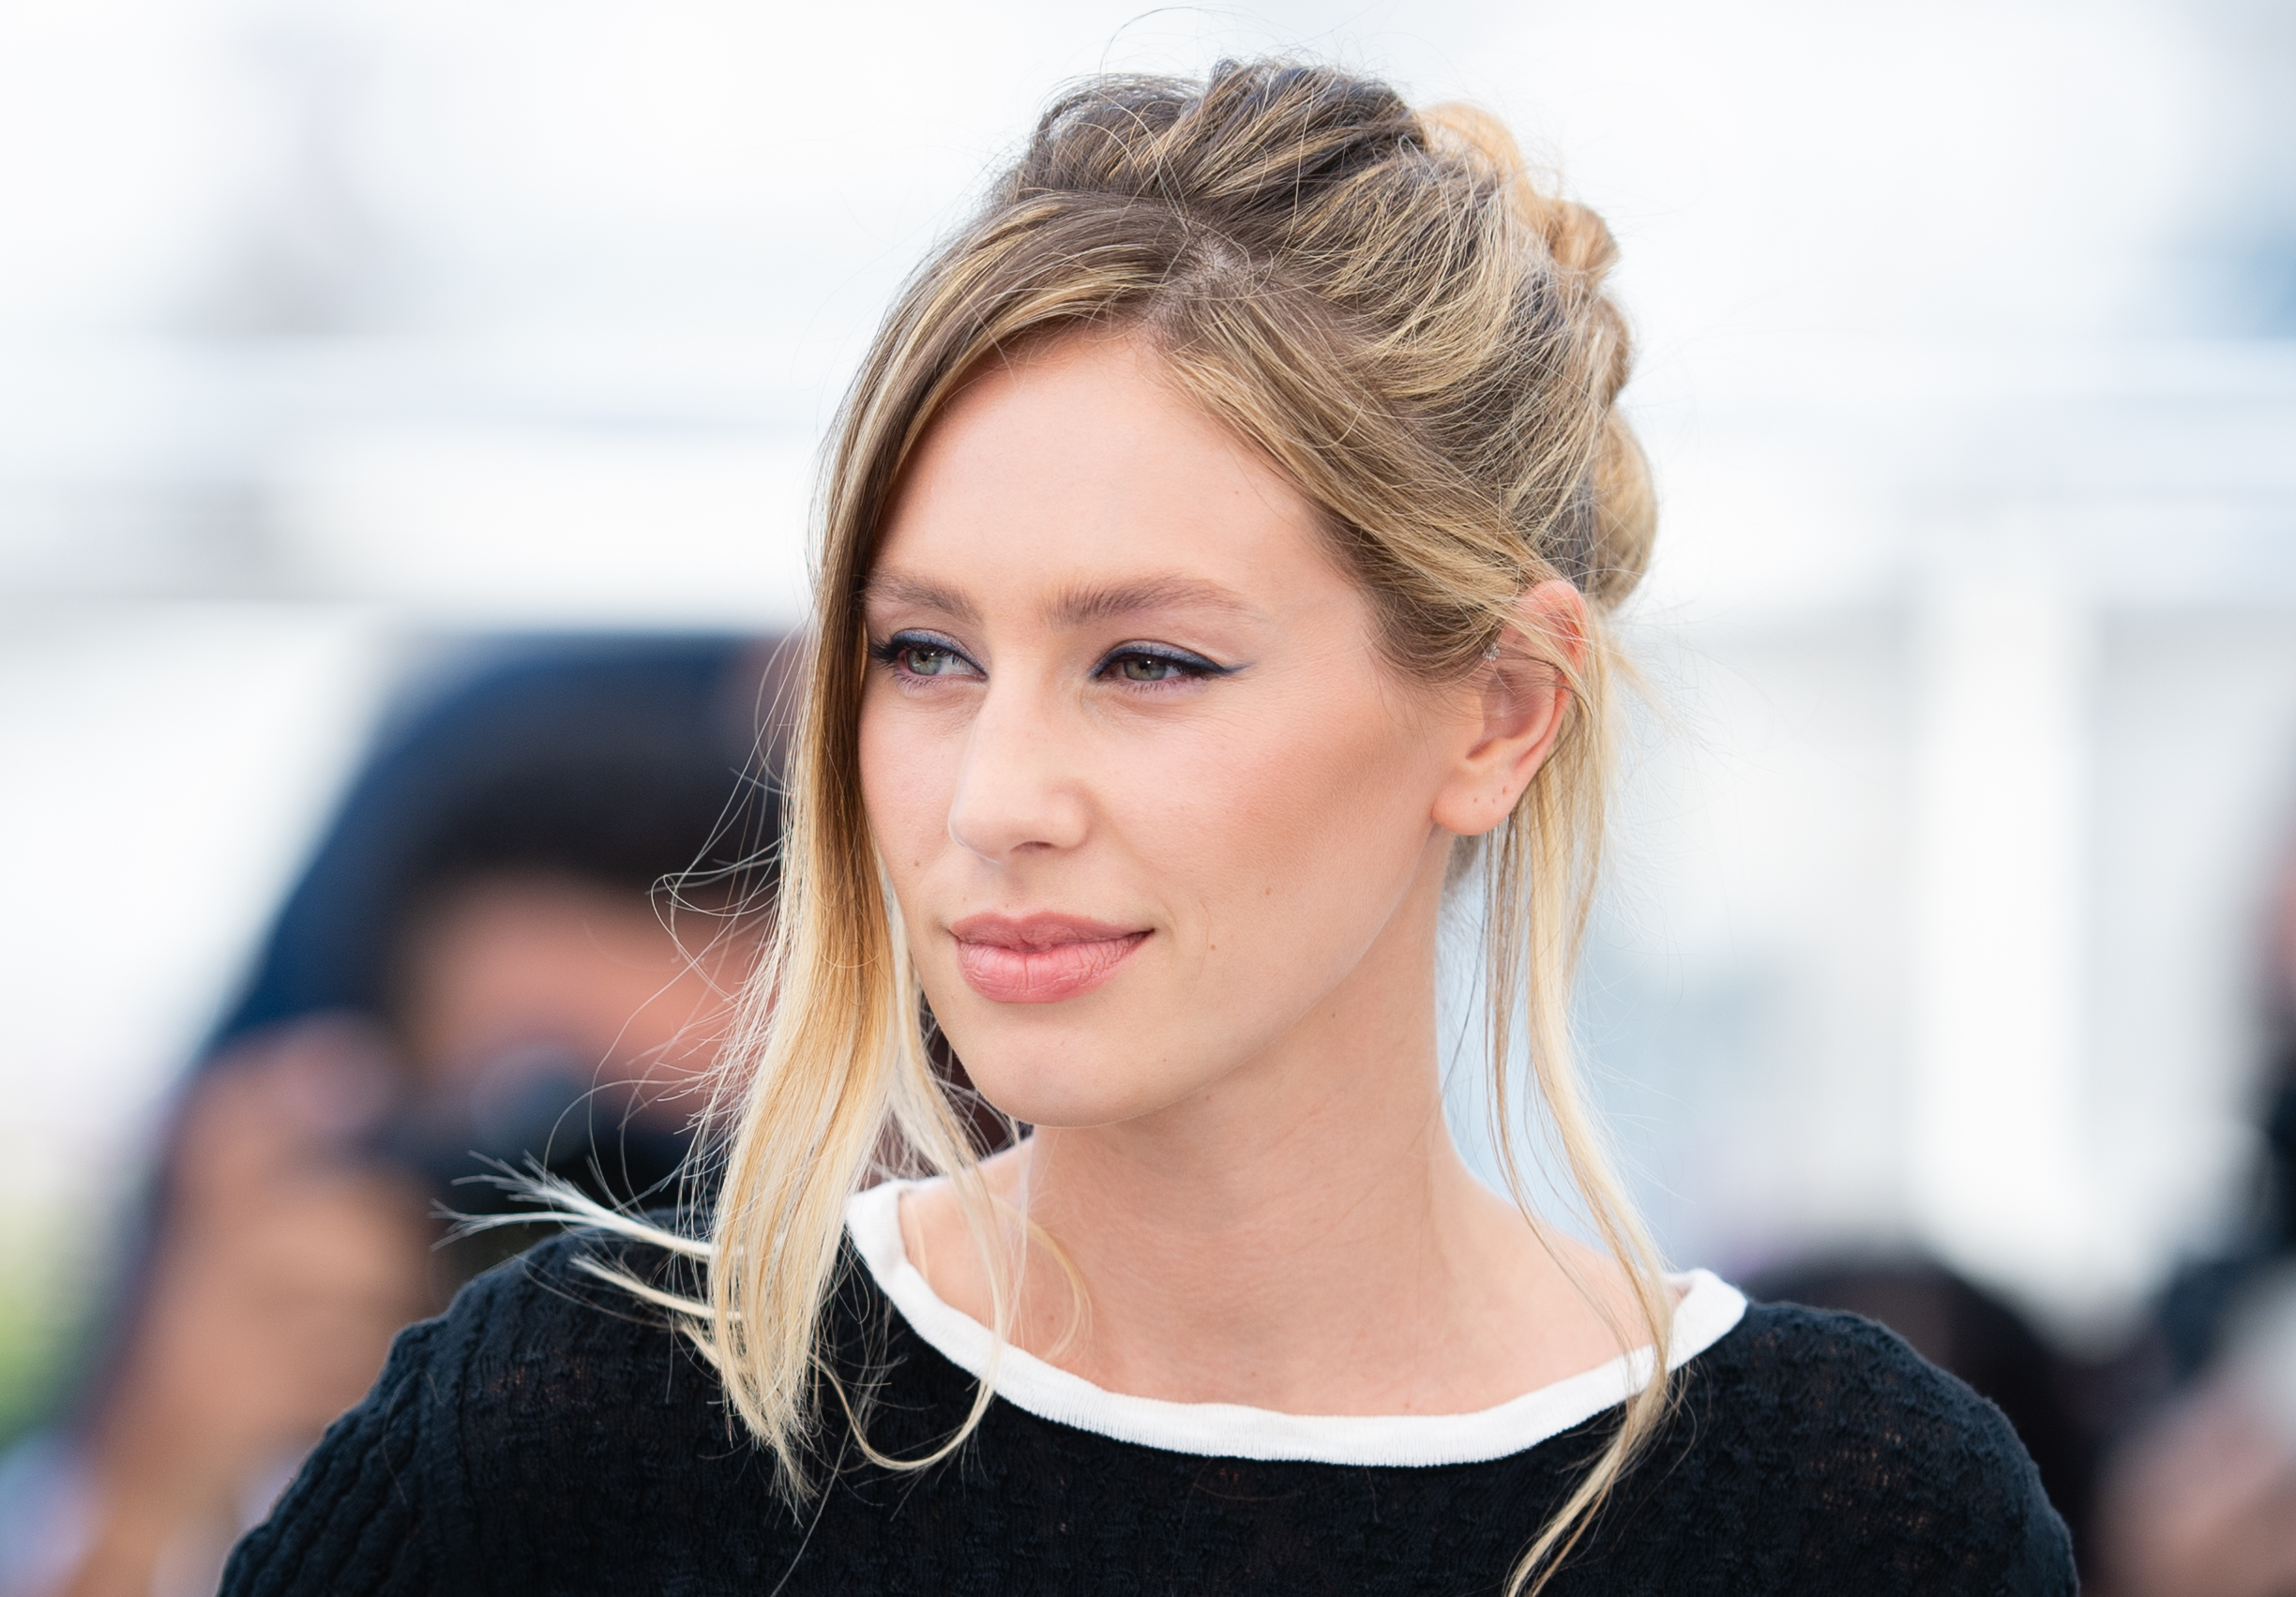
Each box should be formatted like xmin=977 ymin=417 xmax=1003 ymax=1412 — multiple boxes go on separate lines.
xmin=1743 ymin=826 xmax=2296 ymax=1589
xmin=1770 ymin=813 xmax=2296 ymax=1596
xmin=2091 ymin=832 xmax=2296 ymax=1597
xmin=0 ymin=635 xmax=786 ymax=1597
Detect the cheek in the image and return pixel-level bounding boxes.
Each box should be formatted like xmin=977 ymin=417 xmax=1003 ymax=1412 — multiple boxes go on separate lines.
xmin=857 ymin=690 xmax=951 ymax=874
xmin=1120 ymin=690 xmax=1440 ymax=957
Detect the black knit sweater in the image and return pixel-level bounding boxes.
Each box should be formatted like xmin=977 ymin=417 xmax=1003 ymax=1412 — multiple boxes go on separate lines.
xmin=222 ymin=1226 xmax=2074 ymax=1595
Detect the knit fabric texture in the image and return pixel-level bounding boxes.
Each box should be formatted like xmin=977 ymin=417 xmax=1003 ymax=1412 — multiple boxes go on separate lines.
xmin=220 ymin=1228 xmax=2075 ymax=1596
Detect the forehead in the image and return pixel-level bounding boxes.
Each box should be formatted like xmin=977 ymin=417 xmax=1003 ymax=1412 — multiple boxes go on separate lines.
xmin=871 ymin=332 xmax=1335 ymax=603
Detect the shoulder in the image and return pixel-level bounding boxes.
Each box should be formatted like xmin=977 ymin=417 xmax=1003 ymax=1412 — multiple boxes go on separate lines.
xmin=1699 ymin=1298 xmax=2032 ymax=1461
xmin=1649 ymin=1299 xmax=2074 ymax=1594
xmin=423 ymin=1222 xmax=724 ymax=1451
xmin=225 ymin=1222 xmax=728 ymax=1597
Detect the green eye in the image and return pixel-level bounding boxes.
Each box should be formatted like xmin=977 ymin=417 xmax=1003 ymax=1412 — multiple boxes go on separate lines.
xmin=903 ymin=645 xmax=957 ymax=675
xmin=1118 ymin=654 xmax=1180 ymax=682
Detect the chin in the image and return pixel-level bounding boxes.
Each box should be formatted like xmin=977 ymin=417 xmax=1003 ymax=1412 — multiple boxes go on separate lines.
xmin=938 ymin=1014 xmax=1193 ymax=1132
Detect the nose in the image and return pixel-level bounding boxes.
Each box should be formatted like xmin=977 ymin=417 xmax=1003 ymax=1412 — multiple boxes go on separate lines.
xmin=945 ymin=680 xmax=1090 ymax=864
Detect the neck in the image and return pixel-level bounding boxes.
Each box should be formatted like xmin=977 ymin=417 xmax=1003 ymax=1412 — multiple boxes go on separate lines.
xmin=1014 ymin=1112 xmax=1487 ymax=1410
xmin=902 ymin=853 xmax=1645 ymax=1417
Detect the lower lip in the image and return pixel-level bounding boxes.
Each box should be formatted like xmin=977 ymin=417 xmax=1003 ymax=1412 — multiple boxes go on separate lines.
xmin=955 ymin=932 xmax=1150 ymax=1004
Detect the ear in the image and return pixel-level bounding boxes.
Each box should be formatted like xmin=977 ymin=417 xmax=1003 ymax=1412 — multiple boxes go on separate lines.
xmin=1429 ymin=580 xmax=1589 ymax=838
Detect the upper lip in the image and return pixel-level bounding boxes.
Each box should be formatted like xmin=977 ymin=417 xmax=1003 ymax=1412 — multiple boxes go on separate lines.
xmin=947 ymin=912 xmax=1148 ymax=949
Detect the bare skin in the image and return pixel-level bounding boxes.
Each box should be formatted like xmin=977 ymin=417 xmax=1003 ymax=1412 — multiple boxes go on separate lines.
xmin=2097 ymin=1375 xmax=2296 ymax=1597
xmin=399 ymin=872 xmax=740 ymax=1114
xmin=862 ymin=330 xmax=1651 ymax=1419
xmin=64 ymin=1025 xmax=430 ymax=1597
xmin=60 ymin=878 xmax=743 ymax=1597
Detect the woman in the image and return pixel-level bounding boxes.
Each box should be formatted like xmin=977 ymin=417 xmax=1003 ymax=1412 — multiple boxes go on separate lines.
xmin=223 ymin=63 xmax=2073 ymax=1595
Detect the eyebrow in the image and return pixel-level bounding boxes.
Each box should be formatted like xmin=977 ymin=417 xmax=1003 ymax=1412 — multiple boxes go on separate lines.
xmin=860 ymin=573 xmax=981 ymax=624
xmin=863 ymin=572 xmax=1261 ymax=630
xmin=1045 ymin=576 xmax=1261 ymax=629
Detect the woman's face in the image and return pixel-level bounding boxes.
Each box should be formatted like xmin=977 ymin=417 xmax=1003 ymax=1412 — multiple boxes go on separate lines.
xmin=859 ymin=333 xmax=1486 ymax=1130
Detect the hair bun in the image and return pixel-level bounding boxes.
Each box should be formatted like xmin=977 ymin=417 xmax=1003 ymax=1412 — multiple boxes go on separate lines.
xmin=1418 ymin=102 xmax=1620 ymax=284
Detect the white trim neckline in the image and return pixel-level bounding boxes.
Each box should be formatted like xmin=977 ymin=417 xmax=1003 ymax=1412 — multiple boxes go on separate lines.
xmin=844 ymin=1178 xmax=1748 ymax=1469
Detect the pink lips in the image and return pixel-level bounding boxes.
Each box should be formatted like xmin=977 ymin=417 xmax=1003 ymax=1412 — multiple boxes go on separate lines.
xmin=950 ymin=913 xmax=1150 ymax=1004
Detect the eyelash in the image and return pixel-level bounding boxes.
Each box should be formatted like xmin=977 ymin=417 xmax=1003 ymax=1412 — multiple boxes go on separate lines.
xmin=868 ymin=632 xmax=978 ymax=683
xmin=868 ymin=632 xmax=1230 ymax=691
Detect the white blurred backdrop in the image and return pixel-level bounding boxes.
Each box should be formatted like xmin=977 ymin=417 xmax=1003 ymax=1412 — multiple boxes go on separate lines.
xmin=4 ymin=0 xmax=2294 ymax=1394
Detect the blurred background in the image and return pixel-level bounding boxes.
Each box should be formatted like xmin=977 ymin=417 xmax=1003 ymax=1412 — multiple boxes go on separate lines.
xmin=1 ymin=0 xmax=2292 ymax=1590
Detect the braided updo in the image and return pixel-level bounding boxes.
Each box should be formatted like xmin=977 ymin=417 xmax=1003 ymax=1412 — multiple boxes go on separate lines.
xmin=697 ymin=61 xmax=1670 ymax=1597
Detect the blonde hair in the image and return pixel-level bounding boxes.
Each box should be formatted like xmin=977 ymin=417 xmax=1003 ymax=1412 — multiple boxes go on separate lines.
xmin=596 ymin=60 xmax=1663 ymax=1596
